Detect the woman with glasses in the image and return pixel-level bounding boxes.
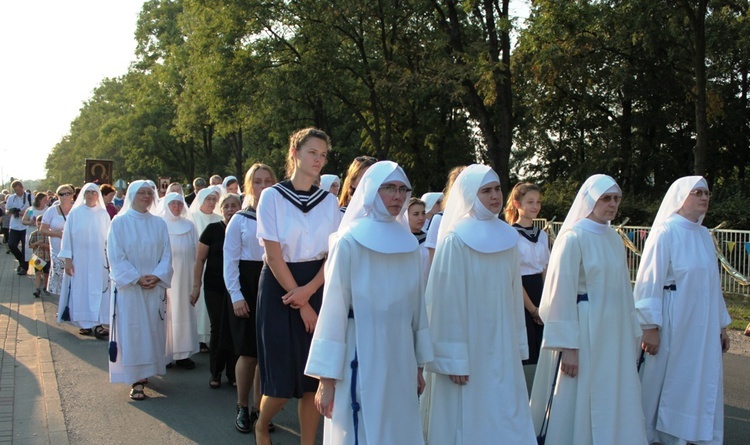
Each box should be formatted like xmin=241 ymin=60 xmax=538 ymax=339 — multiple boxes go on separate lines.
xmin=41 ymin=185 xmax=76 ymax=296
xmin=338 ymin=156 xmax=377 ymax=213
xmin=254 ymin=128 xmax=341 ymax=445
xmin=306 ymin=161 xmax=432 ymax=445
xmin=635 ymin=177 xmax=730 ymax=445
xmin=56 ymin=183 xmax=111 ymax=339
xmin=424 ymin=164 xmax=535 ymax=445
xmin=529 ymin=174 xmax=646 ymax=445
xmin=108 ymin=180 xmax=173 ymax=400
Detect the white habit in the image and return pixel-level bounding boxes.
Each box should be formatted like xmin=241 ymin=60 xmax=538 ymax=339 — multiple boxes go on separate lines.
xmin=424 ymin=164 xmax=535 ymax=445
xmin=108 ymin=205 xmax=173 ymax=384
xmin=305 ymin=161 xmax=433 ymax=445
xmin=190 ymin=187 xmax=222 ymax=344
xmin=634 ymin=177 xmax=731 ymax=445
xmin=163 ymin=193 xmax=200 ymax=360
xmin=529 ymin=218 xmax=646 ymax=445
xmin=57 ymin=186 xmax=111 ymax=328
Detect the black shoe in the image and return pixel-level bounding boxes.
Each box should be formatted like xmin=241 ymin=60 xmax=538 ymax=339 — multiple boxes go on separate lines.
xmin=235 ymin=405 xmax=252 ymax=433
xmin=16 ymin=265 xmax=22 ymax=272
xmin=33 ymin=290 xmax=40 ymax=298
xmin=175 ymin=358 xmax=196 ymax=369
xmin=17 ymin=269 xmax=27 ymax=276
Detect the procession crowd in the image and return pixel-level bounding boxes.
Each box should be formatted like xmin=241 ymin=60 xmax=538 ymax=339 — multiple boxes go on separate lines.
xmin=0 ymin=127 xmax=731 ymax=445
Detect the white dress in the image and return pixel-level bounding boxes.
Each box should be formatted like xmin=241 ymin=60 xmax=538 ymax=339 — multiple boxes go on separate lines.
xmin=192 ymin=210 xmax=221 ymax=344
xmin=107 ymin=209 xmax=173 ymax=384
xmin=305 ymin=230 xmax=432 ymax=445
xmin=634 ymin=214 xmax=730 ymax=445
xmin=529 ymin=218 xmax=646 ymax=445
xmin=165 ymin=220 xmax=199 ymax=360
xmin=425 ymin=232 xmax=535 ymax=445
xmin=57 ymin=205 xmax=111 ymax=328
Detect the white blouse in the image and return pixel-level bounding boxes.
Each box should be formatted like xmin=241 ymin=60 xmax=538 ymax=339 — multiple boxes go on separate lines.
xmin=516 ymin=230 xmax=550 ymax=276
xmin=224 ymin=210 xmax=265 ymax=304
xmin=256 ymin=186 xmax=341 ymax=263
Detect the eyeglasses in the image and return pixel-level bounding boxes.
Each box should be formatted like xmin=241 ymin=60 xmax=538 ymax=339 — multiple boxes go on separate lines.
xmin=598 ymin=194 xmax=622 ymax=203
xmin=58 ymin=192 xmax=73 ymax=197
xmin=379 ymin=184 xmax=412 ymax=196
xmin=689 ymin=189 xmax=711 ymax=198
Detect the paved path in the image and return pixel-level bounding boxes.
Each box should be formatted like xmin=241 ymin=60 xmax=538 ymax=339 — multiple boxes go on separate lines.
xmin=1 ymin=246 xmax=749 ymax=443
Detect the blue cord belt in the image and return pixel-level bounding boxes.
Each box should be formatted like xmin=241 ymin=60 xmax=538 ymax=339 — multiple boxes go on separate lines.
xmin=348 ymin=308 xmax=359 ymax=445
xmin=664 ymin=284 xmax=676 ymax=291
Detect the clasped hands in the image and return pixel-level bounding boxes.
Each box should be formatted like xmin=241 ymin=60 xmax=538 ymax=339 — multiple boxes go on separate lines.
xmin=137 ymin=275 xmax=160 ymax=289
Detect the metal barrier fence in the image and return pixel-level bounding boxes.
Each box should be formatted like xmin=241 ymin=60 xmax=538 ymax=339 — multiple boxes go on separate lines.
xmin=533 ymin=219 xmax=750 ymax=296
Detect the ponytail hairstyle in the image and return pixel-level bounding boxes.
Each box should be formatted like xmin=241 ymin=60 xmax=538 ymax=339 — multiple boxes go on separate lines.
xmin=503 ymin=182 xmax=541 ymax=224
xmin=285 ymin=128 xmax=331 ymax=179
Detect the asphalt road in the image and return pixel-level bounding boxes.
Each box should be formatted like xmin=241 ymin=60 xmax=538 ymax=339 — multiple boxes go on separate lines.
xmin=43 ymin=292 xmax=750 ymax=444
xmin=41 ymin=294 xmax=322 ymax=444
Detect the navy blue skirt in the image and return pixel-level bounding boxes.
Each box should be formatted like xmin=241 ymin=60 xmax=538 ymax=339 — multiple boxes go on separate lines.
xmin=256 ymin=259 xmax=324 ymax=398
xmin=522 ymin=273 xmax=545 ymax=365
xmin=228 ymin=260 xmax=263 ymax=357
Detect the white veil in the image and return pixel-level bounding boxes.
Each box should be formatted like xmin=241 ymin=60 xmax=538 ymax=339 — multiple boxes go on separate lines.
xmin=558 ymin=174 xmax=621 ymax=235
xmin=340 ymin=160 xmax=417 ymax=254
xmin=651 ymin=176 xmax=708 ymax=229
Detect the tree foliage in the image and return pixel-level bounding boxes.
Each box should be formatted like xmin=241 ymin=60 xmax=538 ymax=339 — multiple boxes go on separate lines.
xmin=43 ymin=0 xmax=750 ymax=226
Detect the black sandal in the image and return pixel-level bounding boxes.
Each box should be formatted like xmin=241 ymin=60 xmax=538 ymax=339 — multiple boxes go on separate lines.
xmin=79 ymin=328 xmax=92 ymax=336
xmin=129 ymin=382 xmax=146 ymax=401
xmin=94 ymin=325 xmax=109 ymax=340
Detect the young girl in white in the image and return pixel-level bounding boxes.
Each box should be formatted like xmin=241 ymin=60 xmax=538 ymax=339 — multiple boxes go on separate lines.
xmin=504 ymin=183 xmax=549 ymax=365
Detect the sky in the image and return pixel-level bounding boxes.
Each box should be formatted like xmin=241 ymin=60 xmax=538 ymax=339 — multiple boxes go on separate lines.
xmin=0 ymin=0 xmax=147 ymax=183
xmin=0 ymin=1 xmax=530 ymax=185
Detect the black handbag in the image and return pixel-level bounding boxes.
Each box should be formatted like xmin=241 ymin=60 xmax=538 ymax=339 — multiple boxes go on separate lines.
xmin=108 ymin=288 xmax=118 ymax=362
xmin=537 ymin=353 xmax=563 ymax=445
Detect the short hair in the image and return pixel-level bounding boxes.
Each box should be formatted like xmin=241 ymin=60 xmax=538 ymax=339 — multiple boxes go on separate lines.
xmin=33 ymin=192 xmax=47 ymax=208
xmin=408 ymin=197 xmax=426 ymax=210
xmin=219 ymin=193 xmax=242 ymax=210
xmin=100 ymin=184 xmax=116 ymax=195
xmin=209 ymin=175 xmax=222 ymax=185
xmin=193 ymin=177 xmax=207 ymax=189
xmin=11 ymin=180 xmax=23 ymax=189
xmin=56 ymin=184 xmax=75 ymax=195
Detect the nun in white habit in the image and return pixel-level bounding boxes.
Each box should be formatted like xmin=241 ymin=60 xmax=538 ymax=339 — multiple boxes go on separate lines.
xmin=319 ymin=174 xmax=341 ymax=196
xmin=161 ymin=192 xmax=200 ymax=365
xmin=420 ymin=192 xmax=443 ymax=231
xmin=305 ymin=161 xmax=433 ymax=445
xmin=529 ymin=174 xmax=646 ymax=445
xmin=57 ymin=183 xmax=111 ymax=336
xmin=188 ymin=186 xmax=222 ymax=349
xmin=424 ymin=164 xmax=535 ymax=445
xmin=108 ymin=180 xmax=173 ymax=399
xmin=634 ymin=176 xmax=730 ymax=445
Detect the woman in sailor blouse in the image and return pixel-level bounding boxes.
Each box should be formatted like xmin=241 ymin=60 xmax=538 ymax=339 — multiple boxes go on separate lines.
xmin=504 ymin=182 xmax=549 ymax=365
xmin=223 ymin=163 xmax=277 ymax=432
xmin=254 ymin=128 xmax=341 ymax=445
